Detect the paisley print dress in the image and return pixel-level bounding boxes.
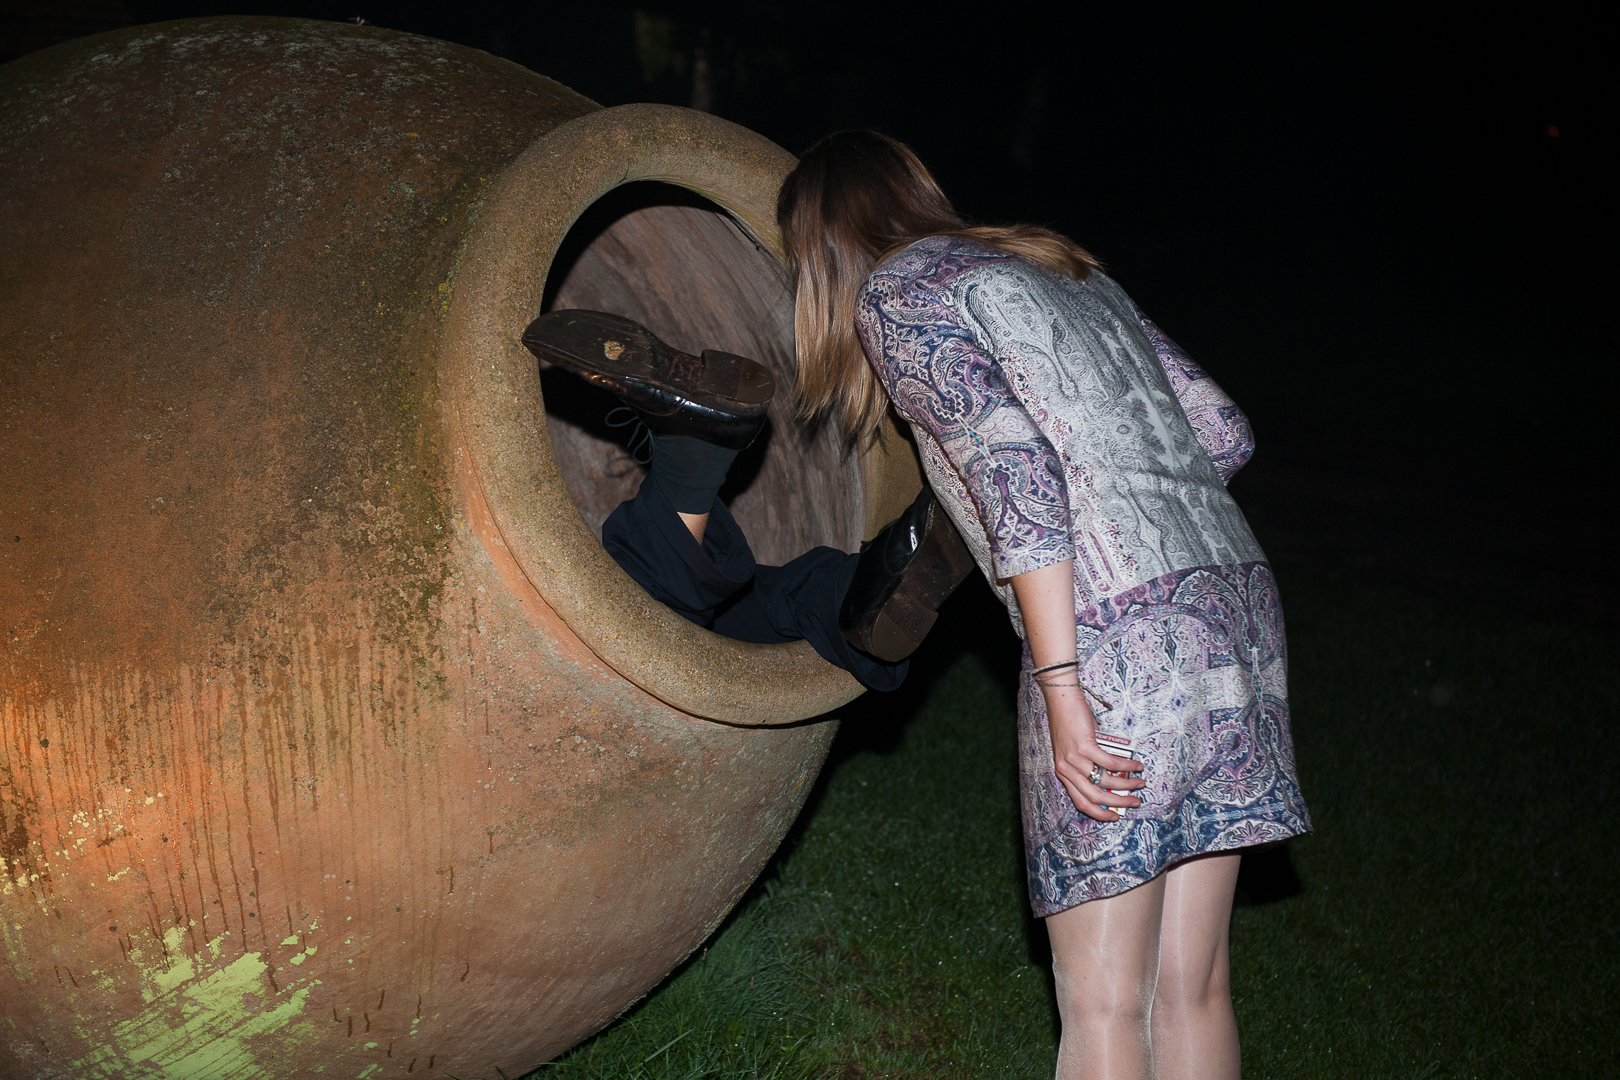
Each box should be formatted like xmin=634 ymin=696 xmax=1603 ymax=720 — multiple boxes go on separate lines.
xmin=856 ymin=237 xmax=1311 ymax=915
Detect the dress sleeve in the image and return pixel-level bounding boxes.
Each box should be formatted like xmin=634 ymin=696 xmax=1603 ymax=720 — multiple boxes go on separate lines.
xmin=1136 ymin=314 xmax=1255 ymax=484
xmin=857 ymin=279 xmax=1076 ymax=580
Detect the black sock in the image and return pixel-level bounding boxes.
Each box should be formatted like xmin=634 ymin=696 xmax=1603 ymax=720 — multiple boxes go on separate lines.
xmin=650 ymin=433 xmax=739 ymax=514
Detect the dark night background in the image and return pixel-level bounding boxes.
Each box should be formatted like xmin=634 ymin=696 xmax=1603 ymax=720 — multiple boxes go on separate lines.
xmin=3 ymin=1 xmax=1614 ymax=623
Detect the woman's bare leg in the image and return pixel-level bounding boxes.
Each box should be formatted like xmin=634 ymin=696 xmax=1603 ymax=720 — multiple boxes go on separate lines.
xmin=1046 ymin=875 xmax=1167 ymax=1080
xmin=1151 ymin=853 xmax=1242 ymax=1080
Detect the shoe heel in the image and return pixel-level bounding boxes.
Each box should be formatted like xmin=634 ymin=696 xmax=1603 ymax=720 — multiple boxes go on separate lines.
xmin=908 ymin=509 xmax=976 ymax=608
xmin=866 ymin=576 xmax=941 ymax=663
xmin=700 ymin=349 xmax=776 ymax=406
xmin=839 ymin=487 xmax=978 ymax=665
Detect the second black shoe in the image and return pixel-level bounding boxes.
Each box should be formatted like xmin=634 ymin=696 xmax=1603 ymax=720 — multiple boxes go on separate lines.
xmin=840 ymin=486 xmax=977 ymax=664
xmin=522 ymin=309 xmax=774 ymax=451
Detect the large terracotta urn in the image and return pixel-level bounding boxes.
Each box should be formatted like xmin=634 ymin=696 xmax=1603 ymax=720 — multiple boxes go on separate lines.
xmin=0 ymin=17 xmax=920 ymax=1078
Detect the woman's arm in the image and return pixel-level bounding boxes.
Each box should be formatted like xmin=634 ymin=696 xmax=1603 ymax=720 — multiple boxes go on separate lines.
xmin=858 ymin=271 xmax=1141 ymax=820
xmin=1010 ymin=560 xmax=1144 ymax=822
xmin=856 ymin=284 xmax=1074 ymax=581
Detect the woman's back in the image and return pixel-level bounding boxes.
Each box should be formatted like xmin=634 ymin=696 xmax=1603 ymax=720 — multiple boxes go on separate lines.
xmin=857 ymin=234 xmax=1265 ymax=618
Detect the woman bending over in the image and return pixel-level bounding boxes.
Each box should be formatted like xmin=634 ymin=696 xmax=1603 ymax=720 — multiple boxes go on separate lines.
xmin=776 ymin=131 xmax=1310 ymax=1080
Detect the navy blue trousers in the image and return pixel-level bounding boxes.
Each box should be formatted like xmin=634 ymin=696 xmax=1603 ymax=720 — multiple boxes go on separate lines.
xmin=601 ymin=476 xmax=907 ymax=692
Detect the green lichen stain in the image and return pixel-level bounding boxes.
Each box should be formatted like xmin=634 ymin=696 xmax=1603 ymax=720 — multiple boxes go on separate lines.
xmin=70 ymin=932 xmax=317 ymax=1078
xmin=148 ymin=927 xmax=195 ymax=996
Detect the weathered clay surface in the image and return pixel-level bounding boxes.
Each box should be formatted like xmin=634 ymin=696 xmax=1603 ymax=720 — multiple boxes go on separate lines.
xmin=0 ymin=17 xmax=917 ymax=1078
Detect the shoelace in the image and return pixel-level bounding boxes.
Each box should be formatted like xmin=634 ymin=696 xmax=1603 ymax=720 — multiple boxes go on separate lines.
xmin=604 ymin=406 xmax=654 ymax=465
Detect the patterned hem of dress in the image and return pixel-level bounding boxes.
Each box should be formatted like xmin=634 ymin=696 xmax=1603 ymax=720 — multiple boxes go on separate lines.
xmin=1018 ymin=561 xmax=1312 ymax=915
xmin=1026 ymin=805 xmax=1311 ymax=917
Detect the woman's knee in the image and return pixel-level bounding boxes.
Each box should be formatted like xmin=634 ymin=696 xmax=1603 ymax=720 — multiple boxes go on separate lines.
xmin=1052 ymin=952 xmax=1155 ymax=1030
xmin=1152 ymin=955 xmax=1230 ymax=1013
xmin=1046 ymin=879 xmax=1167 ymax=1027
xmin=1154 ymin=854 xmax=1238 ymax=1007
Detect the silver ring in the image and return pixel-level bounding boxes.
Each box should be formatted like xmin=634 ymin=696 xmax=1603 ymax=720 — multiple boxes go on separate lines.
xmin=1088 ymin=763 xmax=1103 ymax=786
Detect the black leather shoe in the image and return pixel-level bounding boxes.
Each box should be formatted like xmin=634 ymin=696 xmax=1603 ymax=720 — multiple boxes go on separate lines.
xmin=840 ymin=486 xmax=977 ymax=663
xmin=522 ymin=309 xmax=774 ymax=451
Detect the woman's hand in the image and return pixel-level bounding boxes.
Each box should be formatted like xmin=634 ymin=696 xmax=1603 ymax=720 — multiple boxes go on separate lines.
xmin=1010 ymin=559 xmax=1145 ymax=823
xmin=1044 ymin=682 xmax=1144 ymax=822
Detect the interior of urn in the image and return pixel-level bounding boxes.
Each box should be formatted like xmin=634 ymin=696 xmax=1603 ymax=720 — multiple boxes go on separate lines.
xmin=539 ymin=182 xmax=863 ymax=566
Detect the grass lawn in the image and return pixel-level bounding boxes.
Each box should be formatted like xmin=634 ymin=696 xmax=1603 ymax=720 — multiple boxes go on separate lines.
xmin=516 ymin=568 xmax=1617 ymax=1079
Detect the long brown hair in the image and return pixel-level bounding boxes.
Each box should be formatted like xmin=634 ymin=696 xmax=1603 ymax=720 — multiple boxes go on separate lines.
xmin=776 ymin=130 xmax=1099 ymax=446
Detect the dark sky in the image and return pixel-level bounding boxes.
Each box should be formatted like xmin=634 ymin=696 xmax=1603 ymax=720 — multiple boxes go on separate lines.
xmin=5 ymin=2 xmax=1614 ymax=612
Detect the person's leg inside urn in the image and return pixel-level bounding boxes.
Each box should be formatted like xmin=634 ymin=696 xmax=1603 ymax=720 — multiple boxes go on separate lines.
xmin=524 ymin=309 xmax=965 ymax=691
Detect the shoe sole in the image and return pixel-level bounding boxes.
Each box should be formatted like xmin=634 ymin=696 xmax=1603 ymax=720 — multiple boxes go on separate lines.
xmin=523 ymin=310 xmax=773 ymax=415
xmin=862 ymin=505 xmax=978 ymax=663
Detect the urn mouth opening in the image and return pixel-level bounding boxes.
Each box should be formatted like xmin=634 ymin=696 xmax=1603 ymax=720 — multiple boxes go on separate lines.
xmin=443 ymin=104 xmax=918 ymax=724
xmin=536 ymin=180 xmax=862 ymax=565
